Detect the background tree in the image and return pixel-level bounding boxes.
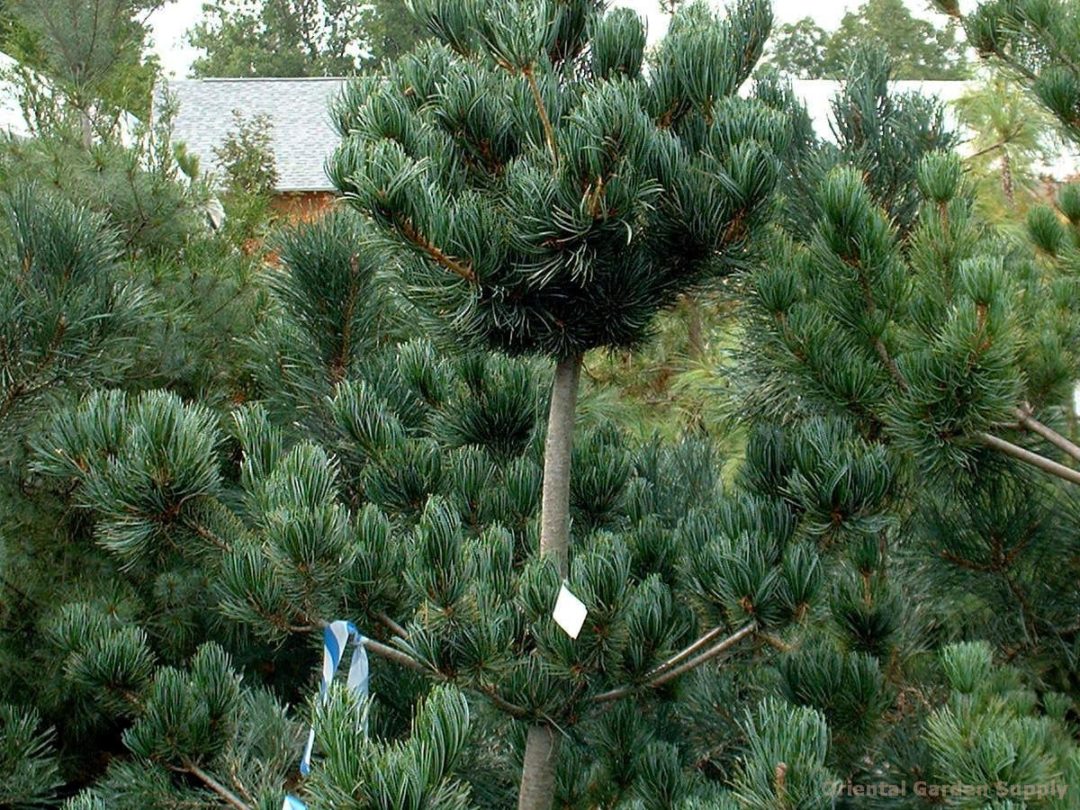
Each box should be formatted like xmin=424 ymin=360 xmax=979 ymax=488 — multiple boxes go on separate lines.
xmin=7 ymin=0 xmax=165 ymax=135
xmin=765 ymin=17 xmax=829 ymax=79
xmin=363 ymin=0 xmax=431 ymax=64
xmin=825 ymin=0 xmax=968 ymax=80
xmin=767 ymin=0 xmax=968 ymax=79
xmin=757 ymin=48 xmax=956 ymax=240
xmin=188 ymin=0 xmax=426 ymax=77
xmin=940 ymin=0 xmax=1080 ymax=144
xmin=214 ymin=111 xmax=278 ymax=195
xmin=731 ymin=97 xmax=1080 ymax=797
xmin=209 ymin=109 xmax=280 ymax=245
xmin=954 ymin=70 xmax=1060 ymax=219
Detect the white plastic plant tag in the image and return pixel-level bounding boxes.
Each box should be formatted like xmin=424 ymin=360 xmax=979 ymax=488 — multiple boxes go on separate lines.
xmin=552 ymin=583 xmax=588 ymax=639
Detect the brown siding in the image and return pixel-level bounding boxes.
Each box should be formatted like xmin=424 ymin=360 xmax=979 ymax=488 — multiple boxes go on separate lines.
xmin=270 ymin=191 xmax=338 ymax=222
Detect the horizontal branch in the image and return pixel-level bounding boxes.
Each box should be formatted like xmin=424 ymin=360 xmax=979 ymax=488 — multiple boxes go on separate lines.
xmin=308 ymin=615 xmax=430 ymax=674
xmin=477 ymin=684 xmax=530 ymax=719
xmin=329 ymin=619 xmax=533 ymax=719
xmin=964 ymin=124 xmax=1024 ymax=161
xmin=593 ymin=623 xmax=757 ymax=704
xmin=376 ymin=611 xmax=408 ymax=639
xmin=180 ymin=760 xmax=251 ymax=810
xmin=397 ymin=218 xmax=477 ymax=284
xmin=363 ymin=636 xmax=431 ymax=674
xmin=647 ymin=623 xmax=758 ymax=689
xmin=980 ymin=432 xmax=1080 ymax=486
xmin=1014 ymin=407 xmax=1080 ymax=464
xmin=644 ymin=624 xmax=731 ymax=679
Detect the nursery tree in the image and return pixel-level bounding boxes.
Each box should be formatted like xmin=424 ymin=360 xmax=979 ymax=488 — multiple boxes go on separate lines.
xmin=0 ymin=52 xmax=1072 ymax=810
xmin=9 ymin=0 xmax=164 ymax=133
xmin=608 ymin=43 xmax=1080 ymax=795
xmin=5 ymin=4 xmax=1079 ymax=810
xmin=732 ymin=72 xmax=1080 ymax=785
xmin=327 ymin=0 xmax=785 ymax=801
xmin=941 ymin=0 xmax=1080 ymax=144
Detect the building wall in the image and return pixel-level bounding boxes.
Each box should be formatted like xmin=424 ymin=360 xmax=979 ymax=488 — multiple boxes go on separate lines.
xmin=270 ymin=191 xmax=338 ymax=222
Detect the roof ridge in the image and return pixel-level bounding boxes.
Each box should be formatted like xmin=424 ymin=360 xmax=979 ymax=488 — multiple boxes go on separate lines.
xmin=165 ymin=76 xmax=351 ymax=84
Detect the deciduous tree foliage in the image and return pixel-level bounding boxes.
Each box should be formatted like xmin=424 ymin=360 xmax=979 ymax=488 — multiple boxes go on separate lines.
xmin=188 ymin=0 xmax=427 ymax=77
xmin=768 ymin=0 xmax=968 ymax=79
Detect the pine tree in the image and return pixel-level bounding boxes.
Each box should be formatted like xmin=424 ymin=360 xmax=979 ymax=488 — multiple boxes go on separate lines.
xmin=0 ymin=185 xmax=146 ymax=435
xmin=5 ymin=199 xmax=840 ymax=809
xmin=730 ymin=56 xmax=1080 ymax=800
xmin=0 ymin=184 xmax=813 ymax=808
xmin=940 ymin=0 xmax=1080 ymax=145
xmin=954 ymin=71 xmax=1060 ymax=219
xmin=326 ymin=3 xmax=786 ymax=800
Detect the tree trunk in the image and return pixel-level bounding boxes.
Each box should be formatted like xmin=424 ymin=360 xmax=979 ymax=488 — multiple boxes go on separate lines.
xmin=78 ymin=106 xmax=94 ymax=150
xmin=518 ymin=724 xmax=560 ymax=810
xmin=681 ymin=294 xmax=704 ymax=361
xmin=519 ymin=353 xmax=582 ymax=810
xmin=539 ymin=352 xmax=582 ymax=578
xmin=1001 ymin=149 xmax=1015 ymax=208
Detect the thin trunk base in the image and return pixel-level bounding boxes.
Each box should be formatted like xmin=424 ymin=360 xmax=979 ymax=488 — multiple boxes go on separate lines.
xmin=540 ymin=354 xmax=582 ymax=578
xmin=518 ymin=724 xmax=559 ymax=810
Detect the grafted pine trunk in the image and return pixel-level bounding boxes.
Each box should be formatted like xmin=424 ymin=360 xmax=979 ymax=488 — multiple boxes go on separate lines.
xmin=519 ymin=352 xmax=582 ymax=810
xmin=538 ymin=352 xmax=582 ymax=578
xmin=518 ymin=724 xmax=560 ymax=810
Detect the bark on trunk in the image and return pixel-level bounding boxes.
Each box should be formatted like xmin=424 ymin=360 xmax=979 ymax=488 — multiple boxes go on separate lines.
xmin=79 ymin=107 xmax=94 ymax=150
xmin=539 ymin=352 xmax=582 ymax=578
xmin=518 ymin=724 xmax=560 ymax=810
xmin=518 ymin=353 xmax=582 ymax=810
xmin=1001 ymin=149 xmax=1015 ymax=208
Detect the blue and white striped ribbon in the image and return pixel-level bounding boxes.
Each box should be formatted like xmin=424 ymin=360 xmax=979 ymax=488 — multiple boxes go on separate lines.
xmin=283 ymin=620 xmax=369 ymax=810
xmin=301 ymin=620 xmax=369 ymax=774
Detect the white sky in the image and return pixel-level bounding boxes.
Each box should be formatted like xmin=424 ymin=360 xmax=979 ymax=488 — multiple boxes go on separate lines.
xmin=148 ymin=0 xmax=955 ymax=78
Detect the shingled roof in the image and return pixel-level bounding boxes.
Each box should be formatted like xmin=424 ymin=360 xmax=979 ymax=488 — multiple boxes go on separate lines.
xmin=161 ymin=77 xmax=347 ymax=193
xmin=160 ymin=75 xmax=1079 ymax=195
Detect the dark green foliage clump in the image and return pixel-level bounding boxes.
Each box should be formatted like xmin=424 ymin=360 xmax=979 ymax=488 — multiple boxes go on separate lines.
xmin=731 ymin=69 xmax=1080 ymax=796
xmin=952 ymin=0 xmax=1080 ymax=144
xmin=0 ymin=185 xmax=145 ymax=437
xmin=329 ymin=0 xmax=784 ymax=358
